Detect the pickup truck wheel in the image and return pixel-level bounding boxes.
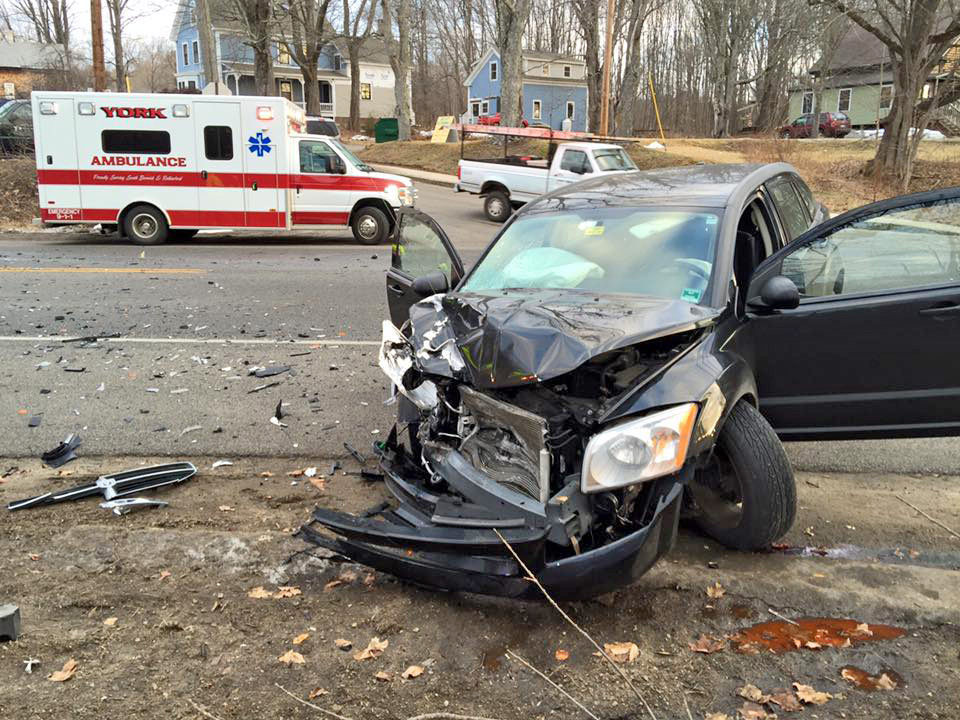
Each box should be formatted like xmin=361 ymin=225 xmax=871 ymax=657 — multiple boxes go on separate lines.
xmin=484 ymin=191 xmax=511 ymax=223
xmin=689 ymin=401 xmax=796 ymax=550
xmin=124 ymin=205 xmax=168 ymax=245
xmin=352 ymin=206 xmax=389 ymax=244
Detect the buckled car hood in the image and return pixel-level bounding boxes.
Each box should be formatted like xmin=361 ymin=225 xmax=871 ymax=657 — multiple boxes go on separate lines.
xmin=408 ymin=289 xmax=720 ymax=389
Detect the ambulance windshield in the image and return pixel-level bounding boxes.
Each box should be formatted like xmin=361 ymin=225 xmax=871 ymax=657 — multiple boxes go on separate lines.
xmin=331 ymin=139 xmax=372 ymax=172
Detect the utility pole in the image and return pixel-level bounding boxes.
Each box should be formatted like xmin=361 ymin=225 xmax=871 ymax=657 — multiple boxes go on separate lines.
xmin=196 ymin=0 xmax=221 ymax=92
xmin=599 ymin=0 xmax=614 ymax=135
xmin=90 ymin=0 xmax=106 ymax=91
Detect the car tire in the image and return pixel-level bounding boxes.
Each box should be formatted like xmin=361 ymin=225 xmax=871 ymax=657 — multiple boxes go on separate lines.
xmin=170 ymin=229 xmax=199 ymax=240
xmin=123 ymin=205 xmax=169 ymax=245
xmin=690 ymin=401 xmax=796 ymax=550
xmin=351 ymin=206 xmax=390 ymax=245
xmin=484 ymin=191 xmax=511 ymax=223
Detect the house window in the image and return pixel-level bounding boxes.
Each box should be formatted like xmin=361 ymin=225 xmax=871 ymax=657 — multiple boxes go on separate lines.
xmin=532 ymin=100 xmax=541 ymax=120
xmin=203 ymin=126 xmax=233 ymax=160
xmin=360 ymin=82 xmax=371 ymax=100
xmin=182 ymin=43 xmax=189 ymax=67
xmin=566 ymin=101 xmax=575 ymax=120
xmin=192 ymin=40 xmax=199 ymax=64
xmin=279 ymin=80 xmax=292 ymax=100
xmin=480 ymin=100 xmax=489 ymax=115
xmin=563 ymin=65 xmax=571 ymax=78
xmin=334 ymin=54 xmax=342 ymax=71
xmin=470 ymin=101 xmax=480 ymax=118
xmin=278 ymin=46 xmax=290 ymax=65
xmin=801 ymin=90 xmax=814 ymax=114
xmin=489 ymin=61 xmax=498 ymax=81
xmin=837 ymin=87 xmax=852 ymax=113
xmin=879 ymin=83 xmax=893 ymax=111
xmin=187 ymin=80 xmax=196 ymax=89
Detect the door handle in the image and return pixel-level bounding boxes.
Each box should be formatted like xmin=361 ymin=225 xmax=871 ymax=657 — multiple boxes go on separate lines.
xmin=251 ymin=181 xmax=258 ymax=191
xmin=387 ymin=283 xmax=406 ymax=296
xmin=296 ymin=185 xmax=301 ymax=195
xmin=201 ymin=170 xmax=208 ymax=180
xmin=919 ymin=303 xmax=960 ymax=316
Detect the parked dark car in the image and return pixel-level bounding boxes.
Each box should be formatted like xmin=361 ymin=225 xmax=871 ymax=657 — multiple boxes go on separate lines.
xmin=305 ymin=116 xmax=341 ymax=140
xmin=302 ymin=163 xmax=960 ymax=599
xmin=779 ymin=112 xmax=851 ymax=139
xmin=0 ymin=99 xmax=33 ymax=154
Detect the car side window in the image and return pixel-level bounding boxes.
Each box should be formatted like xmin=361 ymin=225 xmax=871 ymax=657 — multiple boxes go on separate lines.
xmin=791 ymin=176 xmax=817 ymax=218
xmin=394 ymin=214 xmax=453 ymax=280
xmin=782 ymin=197 xmax=960 ymax=299
xmin=560 ymin=149 xmax=589 ymax=174
xmin=767 ymin=175 xmax=809 ymax=240
xmin=299 ymin=140 xmax=338 ymax=174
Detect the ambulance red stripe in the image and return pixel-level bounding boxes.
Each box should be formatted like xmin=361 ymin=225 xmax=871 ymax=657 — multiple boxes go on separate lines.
xmin=36 ymin=169 xmax=401 ymax=192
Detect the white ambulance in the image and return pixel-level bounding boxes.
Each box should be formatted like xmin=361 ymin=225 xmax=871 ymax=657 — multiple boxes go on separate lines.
xmin=30 ymin=91 xmax=415 ymax=245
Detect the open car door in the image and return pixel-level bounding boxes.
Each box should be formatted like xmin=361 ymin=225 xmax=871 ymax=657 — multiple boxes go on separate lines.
xmin=746 ymin=187 xmax=960 ymax=440
xmin=386 ymin=208 xmax=465 ymax=327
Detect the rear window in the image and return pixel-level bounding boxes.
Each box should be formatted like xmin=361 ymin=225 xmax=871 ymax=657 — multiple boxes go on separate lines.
xmin=767 ymin=175 xmax=810 ymax=240
xmin=102 ymin=130 xmax=170 ymax=155
xmin=832 ymin=112 xmax=849 ymax=121
xmin=306 ymin=119 xmax=339 ymax=137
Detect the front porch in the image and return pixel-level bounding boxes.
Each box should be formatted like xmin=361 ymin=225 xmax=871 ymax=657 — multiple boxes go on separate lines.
xmin=223 ymin=72 xmax=336 ymax=117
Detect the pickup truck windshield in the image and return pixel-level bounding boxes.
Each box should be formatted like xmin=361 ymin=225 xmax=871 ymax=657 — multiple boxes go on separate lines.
xmin=462 ymin=207 xmax=720 ymax=303
xmin=331 ymin=139 xmax=372 ymax=172
xmin=593 ymin=148 xmax=637 ymax=172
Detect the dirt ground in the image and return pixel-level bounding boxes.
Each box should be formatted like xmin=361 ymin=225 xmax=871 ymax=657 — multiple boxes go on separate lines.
xmin=1 ymin=455 xmax=958 ymax=720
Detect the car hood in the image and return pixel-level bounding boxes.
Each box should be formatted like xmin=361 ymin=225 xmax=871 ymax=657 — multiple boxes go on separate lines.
xmin=368 ymin=170 xmax=412 ymax=187
xmin=408 ymin=289 xmax=720 ymax=389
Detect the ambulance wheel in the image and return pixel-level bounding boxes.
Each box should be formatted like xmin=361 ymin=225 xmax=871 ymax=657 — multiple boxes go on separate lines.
xmin=351 ymin=206 xmax=389 ymax=245
xmin=124 ymin=205 xmax=169 ymax=245
xmin=170 ymin=229 xmax=198 ymax=240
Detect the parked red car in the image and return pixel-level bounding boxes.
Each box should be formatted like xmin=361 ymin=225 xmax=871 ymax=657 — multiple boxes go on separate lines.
xmin=779 ymin=112 xmax=851 ymax=139
xmin=477 ymin=112 xmax=529 ymax=128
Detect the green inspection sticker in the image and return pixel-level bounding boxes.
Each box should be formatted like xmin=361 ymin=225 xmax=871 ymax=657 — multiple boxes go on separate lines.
xmin=680 ymin=288 xmax=703 ymax=303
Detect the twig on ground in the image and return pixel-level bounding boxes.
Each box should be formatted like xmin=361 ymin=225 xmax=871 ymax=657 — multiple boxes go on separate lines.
xmin=275 ymin=683 xmax=354 ymax=720
xmin=682 ymin=693 xmax=694 ymax=720
xmin=767 ymin=608 xmax=799 ymax=626
xmin=494 ymin=528 xmax=658 ymax=720
xmin=188 ymin=699 xmax=226 ymax=720
xmin=505 ymin=649 xmax=600 ymax=720
xmin=895 ymin=495 xmax=960 ymax=540
xmin=406 ymin=715 xmax=503 ymax=720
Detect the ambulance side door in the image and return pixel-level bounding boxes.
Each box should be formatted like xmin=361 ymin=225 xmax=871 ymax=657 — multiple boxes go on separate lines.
xmin=33 ymin=97 xmax=81 ymax=221
xmin=194 ymin=101 xmax=244 ymax=228
xmin=240 ymin=103 xmax=283 ymax=228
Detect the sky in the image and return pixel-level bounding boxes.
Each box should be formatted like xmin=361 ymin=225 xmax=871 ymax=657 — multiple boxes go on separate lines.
xmin=69 ymin=0 xmax=180 ymax=45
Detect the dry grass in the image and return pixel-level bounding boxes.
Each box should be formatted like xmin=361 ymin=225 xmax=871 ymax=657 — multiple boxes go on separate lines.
xmin=0 ymin=157 xmax=38 ymax=227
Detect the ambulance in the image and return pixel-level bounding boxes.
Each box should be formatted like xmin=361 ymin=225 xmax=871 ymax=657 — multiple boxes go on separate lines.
xmin=30 ymin=91 xmax=415 ymax=245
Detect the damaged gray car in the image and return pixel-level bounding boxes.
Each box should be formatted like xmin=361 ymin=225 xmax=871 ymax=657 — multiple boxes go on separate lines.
xmin=302 ymin=163 xmax=960 ymax=599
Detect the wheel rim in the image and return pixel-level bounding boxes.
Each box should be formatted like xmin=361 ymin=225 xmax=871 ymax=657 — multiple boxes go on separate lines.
xmin=487 ymin=197 xmax=505 ymax=218
xmin=690 ymin=447 xmax=744 ymax=530
xmin=132 ymin=213 xmax=158 ymax=240
xmin=357 ymin=215 xmax=379 ymax=240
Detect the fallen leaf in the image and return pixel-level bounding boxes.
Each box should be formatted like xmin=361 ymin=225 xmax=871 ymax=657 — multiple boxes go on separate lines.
xmin=324 ymin=580 xmax=343 ymax=591
xmin=706 ymin=714 xmax=731 ymax=720
xmin=259 ymin=471 xmax=274 ymax=478
xmin=103 ymin=617 xmax=118 ymax=627
xmin=604 ymin=641 xmax=640 ymax=663
xmin=689 ymin=634 xmax=726 ymax=654
xmin=767 ymin=688 xmax=803 ymax=712
xmin=706 ymin=581 xmax=726 ymax=599
xmin=804 ymin=526 xmax=815 ymax=537
xmin=793 ymin=682 xmax=832 ymax=705
xmin=275 ymin=586 xmax=302 ymax=598
xmin=737 ymin=701 xmax=774 ymax=719
xmin=48 ymin=658 xmax=78 ymax=682
xmin=737 ymin=684 xmax=766 ymax=703
xmin=354 ymin=636 xmax=389 ymax=661
xmin=278 ymin=650 xmax=305 ymax=665
xmin=374 ymin=670 xmax=392 ymax=682
xmin=804 ymin=641 xmax=822 ymax=649
xmin=339 ymin=570 xmax=358 ymax=583
xmin=401 ymin=664 xmax=424 ymax=679
xmin=286 ymin=469 xmax=305 ymax=477
xmin=29 ymin=554 xmax=40 ymax=561
xmin=876 ymin=673 xmax=898 ymax=690
xmin=218 ymin=505 xmax=234 ymax=512
xmin=247 ymin=586 xmax=273 ymax=599
xmin=55 ymin=470 xmax=73 ymax=477
xmin=158 ymin=570 xmax=171 ymax=580
xmin=362 ymin=573 xmax=376 ymax=587
xmin=334 ymin=638 xmax=352 ymax=650
xmin=555 ymin=649 xmax=570 ymax=662
xmin=309 ymin=477 xmax=325 ymax=491
xmin=308 ymin=688 xmax=328 ymax=699
xmin=293 ymin=633 xmax=310 ymax=645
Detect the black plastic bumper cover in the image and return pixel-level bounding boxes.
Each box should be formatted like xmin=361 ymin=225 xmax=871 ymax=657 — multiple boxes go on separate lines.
xmin=300 ymin=479 xmax=683 ymax=601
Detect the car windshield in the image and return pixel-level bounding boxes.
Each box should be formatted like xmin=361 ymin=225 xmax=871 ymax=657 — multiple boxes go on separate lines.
xmin=0 ymin=101 xmax=22 ymax=121
xmin=462 ymin=206 xmax=720 ymax=303
xmin=593 ymin=148 xmax=636 ymax=171
xmin=331 ymin=138 xmax=372 ymax=172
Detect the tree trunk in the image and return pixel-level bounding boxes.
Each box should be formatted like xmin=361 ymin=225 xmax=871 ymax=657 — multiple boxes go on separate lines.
xmin=381 ymin=0 xmax=413 ymax=140
xmin=196 ymin=0 xmax=220 ymax=89
xmin=573 ymin=1 xmax=600 ymax=132
xmin=873 ymin=64 xmax=921 ymax=188
xmin=252 ymin=0 xmax=274 ymax=95
xmin=349 ymin=44 xmax=361 ymax=130
xmin=302 ymin=61 xmax=320 ymax=115
xmin=496 ymin=0 xmax=532 ymax=127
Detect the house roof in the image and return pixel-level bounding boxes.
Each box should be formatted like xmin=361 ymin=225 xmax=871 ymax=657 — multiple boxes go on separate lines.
xmin=0 ymin=39 xmax=64 ymax=69
xmin=813 ymin=24 xmax=889 ymax=74
xmin=463 ymin=46 xmax=587 ymax=88
xmin=523 ymin=49 xmax=585 ymax=64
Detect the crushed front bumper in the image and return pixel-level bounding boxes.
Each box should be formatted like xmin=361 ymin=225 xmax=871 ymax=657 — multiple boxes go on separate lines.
xmin=299 ymin=449 xmax=683 ymax=600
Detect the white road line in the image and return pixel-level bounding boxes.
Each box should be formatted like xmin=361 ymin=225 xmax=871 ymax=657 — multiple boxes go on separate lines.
xmin=0 ymin=335 xmax=380 ymax=347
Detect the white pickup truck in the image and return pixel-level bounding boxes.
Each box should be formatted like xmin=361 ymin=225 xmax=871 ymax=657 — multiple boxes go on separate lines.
xmin=455 ymin=141 xmax=638 ymax=222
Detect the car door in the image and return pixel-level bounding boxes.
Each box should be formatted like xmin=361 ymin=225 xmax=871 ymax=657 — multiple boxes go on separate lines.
xmin=746 ymin=187 xmax=960 ymax=439
xmin=386 ymin=208 xmax=465 ymax=327
xmin=549 ymin=148 xmax=592 ymax=190
xmin=291 ymin=138 xmax=350 ymax=226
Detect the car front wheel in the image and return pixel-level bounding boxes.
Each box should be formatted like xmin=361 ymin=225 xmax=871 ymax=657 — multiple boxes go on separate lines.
xmin=484 ymin=191 xmax=511 ymax=223
xmin=689 ymin=401 xmax=796 ymax=550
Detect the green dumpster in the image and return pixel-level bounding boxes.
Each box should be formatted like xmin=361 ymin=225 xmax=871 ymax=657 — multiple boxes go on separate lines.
xmin=374 ymin=117 xmax=399 ymax=143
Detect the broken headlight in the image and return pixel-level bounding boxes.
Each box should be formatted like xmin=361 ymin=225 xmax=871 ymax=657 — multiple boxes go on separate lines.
xmin=581 ymin=403 xmax=697 ymax=494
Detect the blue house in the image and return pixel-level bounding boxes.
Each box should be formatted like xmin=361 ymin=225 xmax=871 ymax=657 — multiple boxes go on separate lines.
xmin=463 ymin=48 xmax=589 ymax=132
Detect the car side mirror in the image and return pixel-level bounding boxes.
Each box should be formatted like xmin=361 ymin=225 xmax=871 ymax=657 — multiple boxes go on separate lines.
xmin=411 ymin=270 xmax=449 ymax=297
xmin=331 ymin=156 xmax=346 ymax=174
xmin=748 ymin=275 xmax=800 ymax=311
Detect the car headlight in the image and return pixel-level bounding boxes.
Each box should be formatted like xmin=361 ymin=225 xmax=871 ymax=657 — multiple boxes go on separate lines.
xmin=581 ymin=403 xmax=698 ymax=494
xmin=388 ymin=184 xmax=414 ymax=206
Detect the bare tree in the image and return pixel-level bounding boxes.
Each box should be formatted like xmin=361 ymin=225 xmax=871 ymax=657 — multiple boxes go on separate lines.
xmin=814 ymin=0 xmax=960 ymax=188
xmin=226 ymin=0 xmax=277 ymax=95
xmin=9 ymin=0 xmax=71 ymax=65
xmin=380 ymin=0 xmax=413 ymax=138
xmin=128 ymin=36 xmax=177 ymax=92
xmin=495 ymin=0 xmax=533 ymax=126
xmin=105 ymin=0 xmax=142 ymax=91
xmin=340 ymin=0 xmax=377 ymax=129
xmin=276 ymin=0 xmax=333 ymax=115
xmin=615 ymin=0 xmax=661 ymax=135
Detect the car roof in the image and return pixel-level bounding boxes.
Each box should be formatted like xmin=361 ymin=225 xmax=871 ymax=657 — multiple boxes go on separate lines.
xmin=531 ymin=162 xmax=795 ymax=209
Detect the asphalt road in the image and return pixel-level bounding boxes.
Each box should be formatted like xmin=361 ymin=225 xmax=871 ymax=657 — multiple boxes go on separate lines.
xmin=0 ymin=181 xmax=957 ymax=474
